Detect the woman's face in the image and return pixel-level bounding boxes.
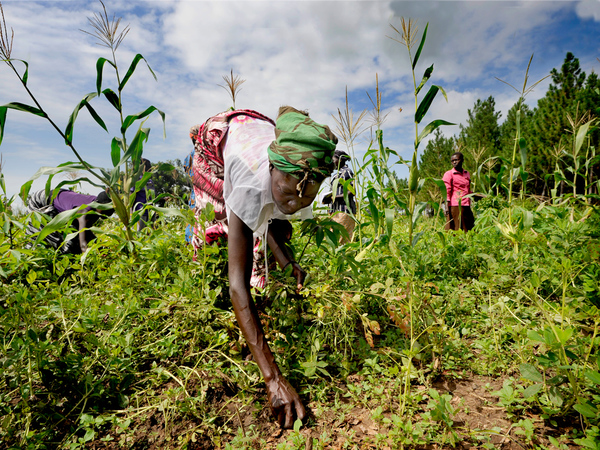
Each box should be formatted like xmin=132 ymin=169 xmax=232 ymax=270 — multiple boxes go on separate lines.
xmin=270 ymin=166 xmax=321 ymax=215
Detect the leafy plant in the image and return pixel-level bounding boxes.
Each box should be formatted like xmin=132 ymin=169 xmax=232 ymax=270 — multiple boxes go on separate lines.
xmin=0 ymin=0 xmax=172 ymax=247
xmin=389 ymin=18 xmax=454 ymax=244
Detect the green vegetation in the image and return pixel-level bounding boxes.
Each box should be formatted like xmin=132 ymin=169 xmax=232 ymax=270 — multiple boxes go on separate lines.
xmin=1 ymin=4 xmax=599 ymax=449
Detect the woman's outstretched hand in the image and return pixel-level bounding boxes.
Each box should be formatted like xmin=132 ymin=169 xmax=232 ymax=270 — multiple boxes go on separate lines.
xmin=289 ymin=262 xmax=306 ymax=291
xmin=266 ymin=374 xmax=306 ymax=428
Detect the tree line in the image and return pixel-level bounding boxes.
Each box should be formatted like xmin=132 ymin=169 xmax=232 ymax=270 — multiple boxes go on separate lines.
xmin=418 ymin=52 xmax=600 ymax=202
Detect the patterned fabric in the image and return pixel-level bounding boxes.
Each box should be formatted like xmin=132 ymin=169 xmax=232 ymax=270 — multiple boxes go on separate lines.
xmin=267 ymin=106 xmax=337 ymax=193
xmin=189 ymin=109 xmax=276 ymax=288
xmin=442 ymin=168 xmax=472 ymax=206
xmin=26 ymin=190 xmax=78 ymax=253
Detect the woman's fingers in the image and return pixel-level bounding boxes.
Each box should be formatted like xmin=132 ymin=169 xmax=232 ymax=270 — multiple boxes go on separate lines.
xmin=284 ymin=403 xmax=294 ymax=429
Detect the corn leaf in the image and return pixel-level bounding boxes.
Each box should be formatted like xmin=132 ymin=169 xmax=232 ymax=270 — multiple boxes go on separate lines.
xmin=95 ymin=57 xmax=116 ymax=95
xmin=366 ymin=187 xmax=380 ymax=229
xmin=408 ymin=151 xmax=419 ymax=193
xmin=34 ymin=208 xmax=83 ymax=245
xmin=121 ymin=105 xmax=165 ymax=136
xmin=415 ymin=64 xmax=433 ymax=96
xmin=575 ymin=121 xmax=592 ymax=156
xmin=111 ymin=138 xmax=122 ymax=167
xmin=1 ymin=101 xmax=46 ymax=118
xmin=416 ymin=119 xmax=455 ymax=148
xmin=415 ymin=85 xmax=439 ymax=124
xmin=0 ymin=106 xmax=6 ymax=146
xmin=385 ymin=208 xmax=394 ymax=238
xmin=119 ymin=54 xmax=157 ymax=91
xmin=65 ymin=92 xmax=107 ymax=145
xmin=412 ymin=22 xmax=429 ymax=70
xmin=519 ymin=137 xmax=527 ymax=167
xmin=119 ymin=127 xmax=150 ymax=168
xmin=102 ymin=88 xmax=121 ymax=112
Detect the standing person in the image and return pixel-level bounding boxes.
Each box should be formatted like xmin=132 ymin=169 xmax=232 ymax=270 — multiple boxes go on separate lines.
xmin=189 ymin=106 xmax=337 ymax=428
xmin=322 ymin=150 xmax=356 ymax=243
xmin=328 ymin=150 xmax=356 ymax=214
xmin=27 ymin=189 xmax=114 ymax=253
xmin=442 ymin=151 xmax=475 ymax=232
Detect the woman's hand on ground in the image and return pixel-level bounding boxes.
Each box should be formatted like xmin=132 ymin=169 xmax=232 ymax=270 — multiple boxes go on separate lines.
xmin=266 ymin=375 xmax=306 ymax=429
xmin=289 ymin=262 xmax=306 ymax=291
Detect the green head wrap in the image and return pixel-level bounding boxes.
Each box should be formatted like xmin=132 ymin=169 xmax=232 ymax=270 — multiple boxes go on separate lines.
xmin=268 ymin=106 xmax=338 ymax=195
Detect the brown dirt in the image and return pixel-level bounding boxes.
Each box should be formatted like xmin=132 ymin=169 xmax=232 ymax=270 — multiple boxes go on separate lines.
xmin=89 ymin=372 xmax=582 ymax=449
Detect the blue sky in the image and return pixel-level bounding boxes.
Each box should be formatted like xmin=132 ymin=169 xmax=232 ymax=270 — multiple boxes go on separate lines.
xmin=0 ymin=0 xmax=599 ymax=207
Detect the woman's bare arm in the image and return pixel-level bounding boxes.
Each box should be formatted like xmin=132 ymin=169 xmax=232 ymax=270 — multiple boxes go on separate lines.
xmin=228 ymin=212 xmax=306 ymax=428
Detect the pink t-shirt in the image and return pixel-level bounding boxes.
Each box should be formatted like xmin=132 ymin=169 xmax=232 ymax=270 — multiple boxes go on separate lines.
xmin=442 ymin=168 xmax=471 ymax=206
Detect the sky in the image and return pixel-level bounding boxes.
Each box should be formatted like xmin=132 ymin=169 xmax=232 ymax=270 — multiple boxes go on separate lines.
xmin=0 ymin=0 xmax=599 ymax=207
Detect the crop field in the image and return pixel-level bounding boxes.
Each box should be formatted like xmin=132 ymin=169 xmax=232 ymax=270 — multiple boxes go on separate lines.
xmin=1 ymin=202 xmax=600 ymax=449
xmin=1 ymin=2 xmax=600 ymax=449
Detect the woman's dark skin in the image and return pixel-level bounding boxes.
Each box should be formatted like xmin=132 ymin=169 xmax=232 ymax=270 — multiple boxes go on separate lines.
xmin=75 ymin=203 xmax=114 ymax=253
xmin=228 ymin=166 xmax=321 ymax=428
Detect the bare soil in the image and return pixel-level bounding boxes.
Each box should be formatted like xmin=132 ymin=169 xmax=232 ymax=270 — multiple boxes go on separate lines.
xmin=91 ymin=372 xmax=582 ymax=450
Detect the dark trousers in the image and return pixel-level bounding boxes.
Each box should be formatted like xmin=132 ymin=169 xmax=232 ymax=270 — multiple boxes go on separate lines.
xmin=445 ymin=205 xmax=475 ymax=232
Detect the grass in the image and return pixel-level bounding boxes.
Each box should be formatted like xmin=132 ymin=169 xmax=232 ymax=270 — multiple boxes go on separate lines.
xmin=1 ymin=200 xmax=599 ymax=449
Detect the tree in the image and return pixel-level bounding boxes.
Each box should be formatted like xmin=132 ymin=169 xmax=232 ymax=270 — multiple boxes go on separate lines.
xmin=150 ymin=159 xmax=191 ymax=207
xmin=530 ymin=52 xmax=586 ymax=195
xmin=500 ymin=101 xmax=534 ymax=163
xmin=458 ymin=96 xmax=502 ymax=171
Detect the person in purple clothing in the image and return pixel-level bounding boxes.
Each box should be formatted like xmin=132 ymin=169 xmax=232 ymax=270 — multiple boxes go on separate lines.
xmin=442 ymin=152 xmax=475 ymax=232
xmin=27 ymin=188 xmax=114 ymax=253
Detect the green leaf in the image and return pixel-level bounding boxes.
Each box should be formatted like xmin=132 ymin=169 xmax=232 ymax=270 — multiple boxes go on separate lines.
xmin=102 ymin=88 xmax=121 ymax=112
xmin=575 ymin=121 xmax=593 ymax=156
xmin=415 ymin=64 xmax=433 ymax=96
xmin=84 ymin=102 xmax=108 ymax=133
xmin=585 ymin=370 xmax=600 ymax=386
xmin=1 ymin=101 xmax=46 ymax=118
xmin=548 ymin=386 xmax=563 ymax=407
xmin=574 ymin=400 xmax=598 ymax=418
xmin=408 ymin=151 xmax=419 ymax=193
xmin=385 ymin=208 xmax=394 ymax=238
xmin=111 ymin=138 xmax=121 ymax=167
xmin=26 ymin=270 xmax=37 ymax=284
xmin=519 ymin=363 xmax=543 ymax=383
xmin=0 ymin=106 xmax=6 ymax=146
xmin=121 ymin=105 xmax=166 ymax=136
xmin=415 ymin=85 xmax=439 ymax=124
xmin=119 ymin=54 xmax=158 ymax=92
xmin=65 ymin=92 xmax=103 ymax=145
xmin=555 ymin=327 xmax=573 ymax=345
xmin=519 ymin=137 xmax=527 ymax=167
xmin=122 ymin=127 xmax=150 ymax=168
xmin=95 ymin=57 xmax=116 ymax=95
xmin=522 ymin=383 xmax=543 ymax=399
xmin=416 ymin=119 xmax=455 ymax=147
xmin=412 ymin=22 xmax=429 ymax=70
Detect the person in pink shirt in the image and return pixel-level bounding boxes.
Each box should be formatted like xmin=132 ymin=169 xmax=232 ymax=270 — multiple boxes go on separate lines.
xmin=442 ymin=152 xmax=475 ymax=232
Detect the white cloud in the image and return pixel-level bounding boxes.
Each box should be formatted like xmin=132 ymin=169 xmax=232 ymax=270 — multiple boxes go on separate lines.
xmin=0 ymin=0 xmax=593 ymax=201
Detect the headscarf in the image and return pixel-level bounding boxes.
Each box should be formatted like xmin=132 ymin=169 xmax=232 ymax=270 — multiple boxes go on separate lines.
xmin=268 ymin=106 xmax=337 ymax=195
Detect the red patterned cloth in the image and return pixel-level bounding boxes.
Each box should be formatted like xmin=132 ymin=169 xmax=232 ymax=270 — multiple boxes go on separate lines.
xmin=189 ymin=109 xmax=276 ymax=288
